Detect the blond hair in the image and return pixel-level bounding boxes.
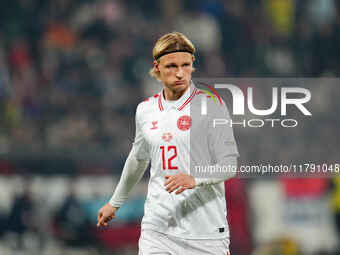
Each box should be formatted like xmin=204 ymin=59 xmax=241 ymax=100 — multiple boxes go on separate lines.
xmin=149 ymin=32 xmax=195 ymax=79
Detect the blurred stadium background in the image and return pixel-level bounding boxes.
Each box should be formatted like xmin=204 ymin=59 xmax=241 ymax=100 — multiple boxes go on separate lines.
xmin=0 ymin=0 xmax=340 ymax=254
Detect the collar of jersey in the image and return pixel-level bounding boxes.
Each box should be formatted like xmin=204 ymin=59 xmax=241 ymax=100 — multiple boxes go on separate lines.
xmin=158 ymin=81 xmax=198 ymax=111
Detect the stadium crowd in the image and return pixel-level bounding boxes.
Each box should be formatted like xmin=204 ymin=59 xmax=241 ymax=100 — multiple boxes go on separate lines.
xmin=0 ymin=0 xmax=339 ymax=162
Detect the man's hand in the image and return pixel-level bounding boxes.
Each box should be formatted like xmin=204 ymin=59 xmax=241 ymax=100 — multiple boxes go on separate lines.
xmin=164 ymin=173 xmax=196 ymax=195
xmin=97 ymin=203 xmax=118 ymax=227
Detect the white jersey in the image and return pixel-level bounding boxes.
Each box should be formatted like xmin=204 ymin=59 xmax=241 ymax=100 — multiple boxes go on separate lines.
xmin=132 ymin=83 xmax=239 ymax=239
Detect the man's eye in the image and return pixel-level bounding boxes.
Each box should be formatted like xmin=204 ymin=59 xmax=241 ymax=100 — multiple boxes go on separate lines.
xmin=183 ymin=63 xmax=190 ymax=67
xmin=166 ymin=65 xmax=176 ymax=68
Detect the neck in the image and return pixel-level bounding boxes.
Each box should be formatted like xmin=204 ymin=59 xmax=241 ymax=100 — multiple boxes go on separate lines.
xmin=163 ymin=86 xmax=189 ymax=101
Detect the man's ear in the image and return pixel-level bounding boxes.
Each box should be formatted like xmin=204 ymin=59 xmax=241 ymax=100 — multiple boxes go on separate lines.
xmin=192 ymin=56 xmax=195 ymax=72
xmin=153 ymin=60 xmax=160 ymax=72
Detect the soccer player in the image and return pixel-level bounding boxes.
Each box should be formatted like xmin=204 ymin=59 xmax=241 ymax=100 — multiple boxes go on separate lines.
xmin=97 ymin=32 xmax=239 ymax=255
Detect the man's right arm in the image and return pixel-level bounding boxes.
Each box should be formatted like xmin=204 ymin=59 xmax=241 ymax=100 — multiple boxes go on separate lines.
xmin=109 ymin=151 xmax=150 ymax=207
xmin=109 ymin=103 xmax=150 ymax=207
xmin=97 ymin=103 xmax=150 ymax=226
xmin=97 ymin=150 xmax=149 ymax=227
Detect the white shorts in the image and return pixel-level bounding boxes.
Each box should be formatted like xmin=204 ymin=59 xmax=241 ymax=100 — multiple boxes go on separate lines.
xmin=138 ymin=229 xmax=230 ymax=255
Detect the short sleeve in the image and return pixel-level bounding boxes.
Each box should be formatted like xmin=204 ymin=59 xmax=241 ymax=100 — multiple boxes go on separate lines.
xmin=208 ymin=102 xmax=239 ymax=163
xmin=130 ymin=104 xmax=150 ymax=160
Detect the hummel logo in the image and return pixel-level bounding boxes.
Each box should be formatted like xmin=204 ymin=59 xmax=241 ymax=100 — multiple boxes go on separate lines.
xmin=150 ymin=121 xmax=158 ymax=130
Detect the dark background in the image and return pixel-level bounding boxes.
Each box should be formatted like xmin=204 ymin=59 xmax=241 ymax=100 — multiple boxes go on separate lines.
xmin=0 ymin=0 xmax=339 ymax=254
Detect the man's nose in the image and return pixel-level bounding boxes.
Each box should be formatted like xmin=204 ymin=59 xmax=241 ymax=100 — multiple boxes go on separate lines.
xmin=176 ymin=68 xmax=184 ymax=78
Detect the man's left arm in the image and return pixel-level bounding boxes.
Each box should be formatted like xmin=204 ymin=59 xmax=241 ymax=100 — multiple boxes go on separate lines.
xmin=196 ymin=102 xmax=239 ymax=186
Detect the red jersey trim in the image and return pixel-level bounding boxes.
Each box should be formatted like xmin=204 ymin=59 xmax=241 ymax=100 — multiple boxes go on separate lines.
xmin=158 ymin=92 xmax=164 ymax=111
xmin=178 ymin=88 xmax=198 ymax=111
xmin=158 ymin=87 xmax=198 ymax=111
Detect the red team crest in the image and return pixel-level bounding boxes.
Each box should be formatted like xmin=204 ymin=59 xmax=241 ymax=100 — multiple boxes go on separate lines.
xmin=177 ymin=115 xmax=192 ymax=131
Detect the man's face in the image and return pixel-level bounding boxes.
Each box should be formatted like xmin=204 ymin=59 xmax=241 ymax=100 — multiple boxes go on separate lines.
xmin=154 ymin=52 xmax=194 ymax=94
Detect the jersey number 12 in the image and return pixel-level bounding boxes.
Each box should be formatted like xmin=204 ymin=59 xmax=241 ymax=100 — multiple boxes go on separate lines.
xmin=160 ymin=146 xmax=178 ymax=170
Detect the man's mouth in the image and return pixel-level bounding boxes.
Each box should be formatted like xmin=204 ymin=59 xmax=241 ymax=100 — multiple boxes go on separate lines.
xmin=175 ymin=80 xmax=185 ymax=85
